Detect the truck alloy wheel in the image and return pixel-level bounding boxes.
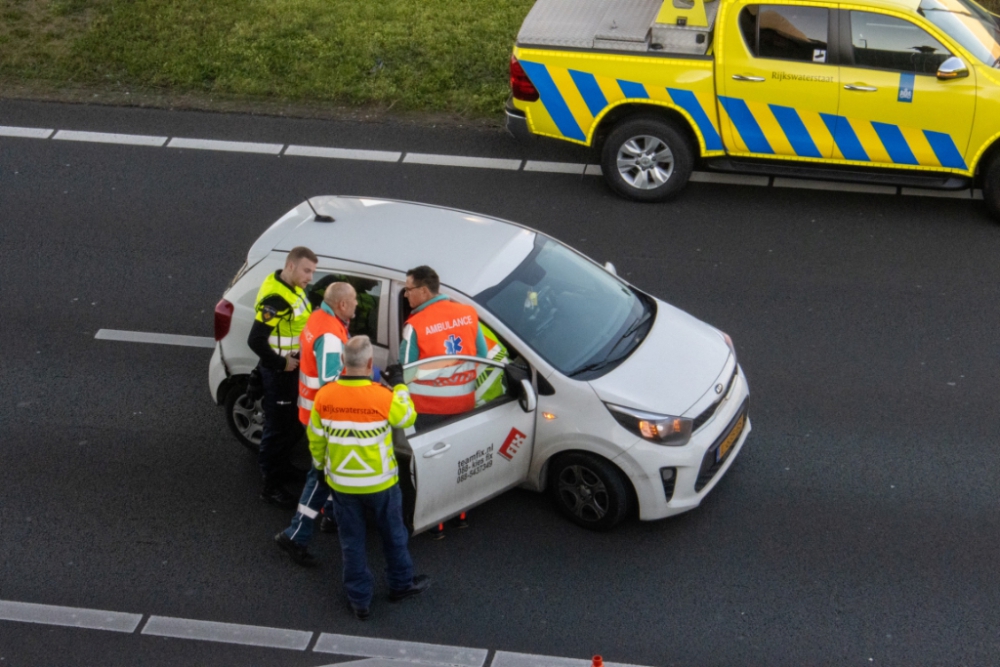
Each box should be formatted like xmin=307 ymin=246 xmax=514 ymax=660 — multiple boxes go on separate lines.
xmin=225 ymin=380 xmax=263 ymax=452
xmin=549 ymin=453 xmax=630 ymax=531
xmin=601 ymin=116 xmax=694 ymax=203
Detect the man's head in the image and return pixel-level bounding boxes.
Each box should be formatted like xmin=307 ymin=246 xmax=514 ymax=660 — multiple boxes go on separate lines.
xmin=342 ymin=336 xmax=374 ymax=376
xmin=404 ymin=265 xmax=440 ymax=309
xmin=281 ymin=247 xmax=318 ymax=289
xmin=324 ymin=282 xmax=357 ymax=321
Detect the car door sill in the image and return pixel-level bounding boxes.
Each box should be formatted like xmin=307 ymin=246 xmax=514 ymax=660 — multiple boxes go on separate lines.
xmin=704 ymin=157 xmax=970 ymax=190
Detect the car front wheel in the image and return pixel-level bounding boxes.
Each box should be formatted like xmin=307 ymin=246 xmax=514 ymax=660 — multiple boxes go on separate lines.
xmin=548 ymin=453 xmax=631 ymax=531
xmin=600 ymin=116 xmax=694 ymax=202
xmin=224 ymin=378 xmax=263 ymax=452
xmin=982 ymin=153 xmax=1000 ymax=221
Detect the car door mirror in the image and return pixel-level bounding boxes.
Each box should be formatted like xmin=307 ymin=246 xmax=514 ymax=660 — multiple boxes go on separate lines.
xmin=937 ymin=56 xmax=969 ymax=80
xmin=518 ymin=378 xmax=537 ymax=413
xmin=604 ymin=261 xmax=617 ymax=275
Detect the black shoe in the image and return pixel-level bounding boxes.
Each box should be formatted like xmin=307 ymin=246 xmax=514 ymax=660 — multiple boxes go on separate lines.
xmin=352 ymin=606 xmax=371 ymax=621
xmin=260 ymin=486 xmax=297 ymax=510
xmin=274 ymin=532 xmax=319 ymax=567
xmin=388 ymin=574 xmax=431 ymax=602
xmin=319 ymin=514 xmax=338 ymax=534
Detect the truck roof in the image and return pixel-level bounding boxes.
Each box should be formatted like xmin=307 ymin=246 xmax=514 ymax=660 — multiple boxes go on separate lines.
xmin=517 ymin=0 xmax=921 ymax=53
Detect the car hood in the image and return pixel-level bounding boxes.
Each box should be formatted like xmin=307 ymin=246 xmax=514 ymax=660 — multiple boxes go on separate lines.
xmin=588 ymin=300 xmax=731 ymax=416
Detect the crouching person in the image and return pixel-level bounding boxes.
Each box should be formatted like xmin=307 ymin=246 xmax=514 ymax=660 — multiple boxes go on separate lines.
xmin=307 ymin=336 xmax=430 ymax=620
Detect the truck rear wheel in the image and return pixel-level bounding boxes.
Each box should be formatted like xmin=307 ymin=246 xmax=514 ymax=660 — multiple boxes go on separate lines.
xmin=601 ymin=116 xmax=694 ymax=202
xmin=983 ymin=154 xmax=1000 ymax=221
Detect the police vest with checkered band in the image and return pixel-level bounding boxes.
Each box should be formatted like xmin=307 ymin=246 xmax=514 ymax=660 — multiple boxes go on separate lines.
xmin=253 ymin=272 xmax=312 ymax=356
xmin=405 ymin=300 xmax=480 ymax=415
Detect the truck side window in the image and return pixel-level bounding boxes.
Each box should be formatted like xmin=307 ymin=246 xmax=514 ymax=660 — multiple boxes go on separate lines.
xmin=849 ymin=11 xmax=951 ymax=74
xmin=742 ymin=4 xmax=830 ymax=63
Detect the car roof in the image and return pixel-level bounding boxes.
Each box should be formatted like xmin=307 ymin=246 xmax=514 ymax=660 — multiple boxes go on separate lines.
xmin=255 ymin=196 xmax=539 ymax=297
xmin=850 ymin=0 xmax=921 ymax=12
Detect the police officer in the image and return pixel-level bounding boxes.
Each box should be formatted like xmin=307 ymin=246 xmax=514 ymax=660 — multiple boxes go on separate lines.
xmin=248 ymin=246 xmax=317 ymax=509
xmin=396 ymin=265 xmax=487 ymax=432
xmin=308 ymin=336 xmax=429 ymax=620
xmin=274 ymin=282 xmax=356 ymax=566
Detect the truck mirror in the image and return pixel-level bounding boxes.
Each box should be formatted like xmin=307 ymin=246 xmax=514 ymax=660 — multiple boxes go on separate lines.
xmin=937 ymin=56 xmax=969 ymax=80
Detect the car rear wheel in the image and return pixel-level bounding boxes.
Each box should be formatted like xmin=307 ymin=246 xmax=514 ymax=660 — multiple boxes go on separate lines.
xmin=982 ymin=153 xmax=1000 ymax=221
xmin=225 ymin=378 xmax=263 ymax=452
xmin=548 ymin=453 xmax=631 ymax=531
xmin=601 ymin=116 xmax=694 ymax=202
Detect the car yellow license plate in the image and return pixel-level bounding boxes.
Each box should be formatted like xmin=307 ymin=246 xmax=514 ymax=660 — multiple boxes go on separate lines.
xmin=716 ymin=413 xmax=745 ymax=463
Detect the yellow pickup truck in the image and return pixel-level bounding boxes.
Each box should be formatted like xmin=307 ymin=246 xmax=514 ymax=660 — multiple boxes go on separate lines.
xmin=506 ymin=0 xmax=1000 ymax=216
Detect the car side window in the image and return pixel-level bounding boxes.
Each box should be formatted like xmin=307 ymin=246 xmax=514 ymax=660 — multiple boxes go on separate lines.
xmin=849 ymin=11 xmax=951 ymax=74
xmin=308 ymin=273 xmax=383 ymax=343
xmin=739 ymin=4 xmax=830 ymax=64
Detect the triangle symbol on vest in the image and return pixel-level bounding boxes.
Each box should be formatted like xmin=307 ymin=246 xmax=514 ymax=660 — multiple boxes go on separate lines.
xmin=336 ymin=450 xmax=376 ymax=475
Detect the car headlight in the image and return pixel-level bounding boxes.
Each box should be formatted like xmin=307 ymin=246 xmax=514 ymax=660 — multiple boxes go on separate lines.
xmin=605 ymin=403 xmax=692 ymax=446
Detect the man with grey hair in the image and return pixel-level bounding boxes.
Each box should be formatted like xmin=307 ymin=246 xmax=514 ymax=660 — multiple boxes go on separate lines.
xmin=274 ymin=281 xmax=357 ymax=567
xmin=308 ymin=335 xmax=428 ymax=620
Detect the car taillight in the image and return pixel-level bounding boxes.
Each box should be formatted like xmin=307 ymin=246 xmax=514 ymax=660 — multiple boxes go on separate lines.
xmin=510 ymin=55 xmax=539 ymax=102
xmin=214 ymin=299 xmax=234 ymax=341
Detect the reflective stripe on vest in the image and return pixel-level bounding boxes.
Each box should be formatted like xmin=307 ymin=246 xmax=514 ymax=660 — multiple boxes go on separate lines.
xmin=254 ymin=272 xmax=311 ymax=355
xmin=310 ymin=381 xmax=407 ymax=494
xmin=405 ymin=299 xmax=480 ymax=414
xmin=298 ymin=309 xmax=349 ymax=424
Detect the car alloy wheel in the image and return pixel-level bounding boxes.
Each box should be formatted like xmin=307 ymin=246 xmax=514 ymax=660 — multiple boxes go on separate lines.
xmin=557 ymin=464 xmax=610 ymax=522
xmin=616 ymin=135 xmax=675 ymax=190
xmin=225 ymin=380 xmax=263 ymax=451
xmin=548 ymin=452 xmax=631 ymax=531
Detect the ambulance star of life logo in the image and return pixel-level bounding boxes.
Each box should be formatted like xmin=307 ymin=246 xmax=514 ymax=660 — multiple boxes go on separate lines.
xmin=444 ymin=334 xmax=463 ymax=355
xmin=499 ymin=428 xmax=527 ymax=461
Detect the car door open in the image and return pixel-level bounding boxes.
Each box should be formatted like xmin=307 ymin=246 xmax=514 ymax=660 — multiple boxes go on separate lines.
xmin=398 ymin=355 xmax=537 ymax=533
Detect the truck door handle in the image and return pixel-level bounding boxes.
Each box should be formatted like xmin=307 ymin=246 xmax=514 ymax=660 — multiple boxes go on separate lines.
xmin=844 ymin=84 xmax=878 ymax=92
xmin=732 ymin=74 xmax=765 ymax=82
xmin=422 ymin=442 xmax=451 ymax=458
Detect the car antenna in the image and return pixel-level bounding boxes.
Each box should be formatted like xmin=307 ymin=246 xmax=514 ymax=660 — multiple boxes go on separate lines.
xmin=305 ymin=197 xmax=335 ymax=223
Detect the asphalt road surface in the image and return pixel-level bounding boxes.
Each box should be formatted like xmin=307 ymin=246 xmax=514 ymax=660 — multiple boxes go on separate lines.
xmin=1 ymin=99 xmax=998 ymax=667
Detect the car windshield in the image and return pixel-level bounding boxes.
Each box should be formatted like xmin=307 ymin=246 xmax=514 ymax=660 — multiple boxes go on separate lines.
xmin=474 ymin=235 xmax=653 ymax=377
xmin=920 ymin=0 xmax=1000 ymax=66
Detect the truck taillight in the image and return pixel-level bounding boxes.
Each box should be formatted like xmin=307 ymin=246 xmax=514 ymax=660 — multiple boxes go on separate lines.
xmin=510 ymin=55 xmax=539 ymax=102
xmin=214 ymin=299 xmax=234 ymax=341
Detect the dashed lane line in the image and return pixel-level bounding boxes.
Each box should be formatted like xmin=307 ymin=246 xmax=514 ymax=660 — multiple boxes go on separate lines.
xmin=285 ymin=144 xmax=402 ymax=162
xmin=95 ymin=329 xmax=215 ymax=349
xmin=403 ymin=153 xmax=522 ymax=171
xmin=0 ymin=125 xmax=54 ymax=139
xmin=0 ymin=600 xmax=143 ymax=633
xmin=1 ymin=598 xmax=655 ymax=667
xmin=141 ymin=615 xmax=314 ymax=651
xmin=313 ymin=633 xmax=487 ymax=666
xmin=53 ymin=130 xmax=168 ymax=147
xmin=0 ymin=122 xmax=983 ymax=199
xmin=167 ymin=137 xmax=284 ymax=154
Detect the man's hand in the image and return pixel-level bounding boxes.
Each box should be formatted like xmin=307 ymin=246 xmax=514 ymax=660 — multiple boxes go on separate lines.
xmin=284 ymin=355 xmax=300 ymax=371
xmin=384 ymin=363 xmax=404 ymax=387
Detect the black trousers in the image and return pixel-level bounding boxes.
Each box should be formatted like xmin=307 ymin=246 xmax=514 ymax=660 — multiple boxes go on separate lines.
xmin=259 ymin=366 xmax=303 ymax=488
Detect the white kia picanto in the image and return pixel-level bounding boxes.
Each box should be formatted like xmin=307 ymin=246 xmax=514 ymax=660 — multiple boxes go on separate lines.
xmin=209 ymin=197 xmax=751 ymax=532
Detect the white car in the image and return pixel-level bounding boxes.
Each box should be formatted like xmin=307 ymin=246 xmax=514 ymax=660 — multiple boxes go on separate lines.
xmin=209 ymin=197 xmax=751 ymax=531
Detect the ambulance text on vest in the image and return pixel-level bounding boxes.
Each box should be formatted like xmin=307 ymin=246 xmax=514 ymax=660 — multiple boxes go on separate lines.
xmin=425 ymin=316 xmax=474 ymax=336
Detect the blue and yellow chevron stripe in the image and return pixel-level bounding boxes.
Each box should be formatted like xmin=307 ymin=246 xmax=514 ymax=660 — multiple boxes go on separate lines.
xmin=519 ymin=60 xmax=723 ymax=151
xmin=518 ymin=60 xmax=967 ymax=171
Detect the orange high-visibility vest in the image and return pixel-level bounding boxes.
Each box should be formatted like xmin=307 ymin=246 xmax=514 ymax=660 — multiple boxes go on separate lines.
xmin=405 ymin=300 xmax=480 ymax=415
xmin=298 ymin=309 xmax=349 ymax=424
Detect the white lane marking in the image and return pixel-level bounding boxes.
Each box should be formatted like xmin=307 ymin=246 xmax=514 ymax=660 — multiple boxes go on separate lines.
xmin=523 ymin=160 xmax=586 ymax=174
xmin=95 ymin=329 xmax=215 ymax=349
xmin=403 ymin=153 xmax=522 ymax=171
xmin=53 ymin=130 xmax=167 ymax=147
xmin=0 ymin=125 xmax=55 ymax=138
xmin=141 ymin=615 xmax=312 ymax=650
xmin=315 ymin=660 xmax=458 ymax=667
xmin=0 ymin=600 xmax=142 ymax=633
xmin=313 ymin=633 xmax=488 ymax=667
xmin=167 ymin=137 xmax=284 ymax=154
xmin=491 ymin=651 xmax=651 ymax=667
xmin=584 ymin=164 xmax=603 ymax=176
xmin=285 ymin=145 xmax=402 ymax=162
xmin=772 ymin=178 xmax=897 ymax=195
xmin=899 ymin=187 xmax=972 ymax=199
xmin=691 ymin=171 xmax=770 ymax=186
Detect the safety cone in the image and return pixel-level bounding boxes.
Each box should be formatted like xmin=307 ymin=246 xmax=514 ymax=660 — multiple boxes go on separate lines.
xmin=591 ymin=656 xmax=604 ymax=667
